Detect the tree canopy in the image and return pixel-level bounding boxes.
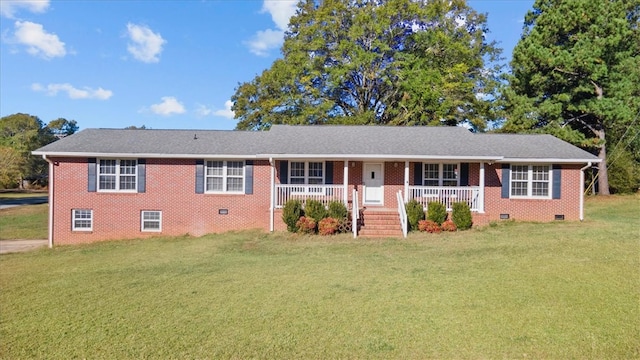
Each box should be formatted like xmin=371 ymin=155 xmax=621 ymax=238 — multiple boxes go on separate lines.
xmin=232 ymin=0 xmax=502 ymax=131
xmin=501 ymin=0 xmax=640 ymax=194
xmin=0 ymin=113 xmax=79 ymax=189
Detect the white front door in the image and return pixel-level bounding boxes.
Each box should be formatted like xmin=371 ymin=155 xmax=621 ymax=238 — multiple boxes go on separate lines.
xmin=363 ymin=163 xmax=383 ymax=205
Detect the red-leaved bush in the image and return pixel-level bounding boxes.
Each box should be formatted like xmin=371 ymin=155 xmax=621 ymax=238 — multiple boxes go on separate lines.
xmin=318 ymin=217 xmax=340 ymax=235
xmin=296 ymin=216 xmax=316 ymax=234
xmin=418 ymin=220 xmax=442 ymax=233
xmin=441 ymin=219 xmax=457 ymax=232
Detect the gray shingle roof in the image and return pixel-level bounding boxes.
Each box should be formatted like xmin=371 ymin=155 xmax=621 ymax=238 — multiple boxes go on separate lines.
xmin=33 ymin=125 xmax=599 ymax=163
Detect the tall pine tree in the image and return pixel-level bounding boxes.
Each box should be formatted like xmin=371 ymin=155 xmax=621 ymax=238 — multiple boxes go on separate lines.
xmin=502 ymin=0 xmax=640 ymax=194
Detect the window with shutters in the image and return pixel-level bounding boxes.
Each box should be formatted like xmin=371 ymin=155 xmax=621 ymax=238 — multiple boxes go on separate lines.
xmin=205 ymin=160 xmax=244 ymax=193
xmin=510 ymin=165 xmax=551 ymax=198
xmin=97 ymin=159 xmax=137 ymax=192
xmin=422 ymin=163 xmax=459 ymax=186
xmin=289 ymin=161 xmax=324 ymax=185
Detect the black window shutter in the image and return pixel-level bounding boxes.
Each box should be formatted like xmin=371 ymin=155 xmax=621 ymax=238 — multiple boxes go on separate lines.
xmin=459 ymin=163 xmax=469 ymax=186
xmin=413 ymin=162 xmax=423 ymax=185
xmin=279 ymin=160 xmax=288 ymax=184
xmin=137 ymin=159 xmax=146 ymax=193
xmin=195 ymin=159 xmax=204 ymax=194
xmin=245 ymin=160 xmax=254 ymax=194
xmin=88 ymin=158 xmax=97 ymax=192
xmin=552 ymin=164 xmax=561 ymax=199
xmin=325 ymin=161 xmax=334 ymax=184
xmin=501 ymin=164 xmax=510 ymax=199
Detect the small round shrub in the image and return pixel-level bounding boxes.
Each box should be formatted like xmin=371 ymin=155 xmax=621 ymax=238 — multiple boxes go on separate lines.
xmin=418 ymin=220 xmax=442 ymax=233
xmin=296 ymin=216 xmax=316 ymax=234
xmin=318 ymin=217 xmax=340 ymax=235
xmin=328 ymin=201 xmax=348 ymax=221
xmin=451 ymin=201 xmax=473 ymax=230
xmin=304 ymin=199 xmax=327 ymax=224
xmin=441 ymin=219 xmax=457 ymax=232
xmin=405 ymin=199 xmax=425 ymax=231
xmin=282 ymin=199 xmax=304 ymax=232
xmin=427 ymin=201 xmax=447 ymax=225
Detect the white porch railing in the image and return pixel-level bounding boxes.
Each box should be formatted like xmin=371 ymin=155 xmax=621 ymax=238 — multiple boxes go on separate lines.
xmin=275 ymin=184 xmax=345 ymax=208
xmin=408 ymin=186 xmax=481 ymax=211
xmin=397 ymin=190 xmax=408 ymax=238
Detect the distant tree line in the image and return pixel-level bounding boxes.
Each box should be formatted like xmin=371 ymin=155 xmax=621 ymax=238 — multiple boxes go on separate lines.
xmin=0 ymin=113 xmax=78 ymax=189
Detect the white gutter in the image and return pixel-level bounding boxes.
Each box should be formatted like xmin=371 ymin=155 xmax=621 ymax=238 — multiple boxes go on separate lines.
xmin=496 ymin=158 xmax=602 ymax=164
xmin=580 ymin=161 xmax=592 ymax=221
xmin=41 ymin=155 xmax=54 ymax=248
xmin=31 ymin=151 xmax=261 ymax=159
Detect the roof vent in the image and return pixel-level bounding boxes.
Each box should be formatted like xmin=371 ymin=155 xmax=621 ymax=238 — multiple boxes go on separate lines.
xmin=193 ymin=134 xmax=198 ymax=140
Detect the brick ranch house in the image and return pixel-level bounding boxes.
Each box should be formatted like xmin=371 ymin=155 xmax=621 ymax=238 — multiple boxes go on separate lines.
xmin=33 ymin=125 xmax=599 ymax=247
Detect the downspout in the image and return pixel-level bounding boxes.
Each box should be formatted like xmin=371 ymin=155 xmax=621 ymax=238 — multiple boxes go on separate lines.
xmin=42 ymin=155 xmax=54 ymax=248
xmin=269 ymin=157 xmax=275 ymax=232
xmin=580 ymin=162 xmax=592 ymax=221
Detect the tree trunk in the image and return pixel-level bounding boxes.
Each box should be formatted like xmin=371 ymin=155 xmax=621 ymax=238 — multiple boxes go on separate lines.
xmin=596 ymin=129 xmax=610 ymax=195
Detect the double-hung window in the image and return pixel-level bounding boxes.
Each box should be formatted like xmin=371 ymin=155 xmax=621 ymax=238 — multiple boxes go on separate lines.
xmin=72 ymin=209 xmax=93 ymax=231
xmin=423 ymin=163 xmax=458 ymax=186
xmin=510 ymin=165 xmax=551 ymax=198
xmin=141 ymin=211 xmax=162 ymax=232
xmin=98 ymin=159 xmax=137 ymax=191
xmin=206 ymin=160 xmax=244 ymax=193
xmin=290 ymin=161 xmax=324 ymax=184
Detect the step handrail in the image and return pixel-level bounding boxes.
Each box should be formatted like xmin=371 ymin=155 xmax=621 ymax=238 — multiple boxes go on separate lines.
xmin=397 ymin=190 xmax=408 ymax=238
xmin=352 ymin=189 xmax=359 ymax=238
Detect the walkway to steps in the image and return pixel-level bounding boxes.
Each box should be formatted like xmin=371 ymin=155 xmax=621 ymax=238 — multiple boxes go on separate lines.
xmin=357 ymin=207 xmax=404 ymax=238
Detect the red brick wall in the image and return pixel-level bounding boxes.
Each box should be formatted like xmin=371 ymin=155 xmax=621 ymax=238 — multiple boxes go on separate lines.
xmin=50 ymin=157 xmax=272 ymax=245
xmin=479 ymin=163 xmax=583 ymax=224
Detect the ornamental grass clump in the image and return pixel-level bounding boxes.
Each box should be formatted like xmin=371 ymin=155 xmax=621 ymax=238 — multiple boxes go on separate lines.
xmin=427 ymin=201 xmax=447 ymax=225
xmin=282 ymin=199 xmax=304 ymax=232
xmin=405 ymin=199 xmax=425 ymax=231
xmin=452 ymin=201 xmax=473 ymax=230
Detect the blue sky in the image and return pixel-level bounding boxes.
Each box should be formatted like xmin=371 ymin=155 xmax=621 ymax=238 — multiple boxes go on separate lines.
xmin=0 ymin=0 xmax=534 ymax=131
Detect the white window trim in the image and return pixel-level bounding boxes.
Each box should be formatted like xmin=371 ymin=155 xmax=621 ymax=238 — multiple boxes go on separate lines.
xmin=97 ymin=158 xmax=137 ymax=192
xmin=72 ymin=209 xmax=93 ymax=231
xmin=205 ymin=160 xmax=245 ymax=194
xmin=141 ymin=210 xmax=162 ymax=232
xmin=422 ymin=163 xmax=460 ymax=187
xmin=289 ymin=161 xmax=325 ymax=186
xmin=510 ymin=164 xmax=552 ymax=199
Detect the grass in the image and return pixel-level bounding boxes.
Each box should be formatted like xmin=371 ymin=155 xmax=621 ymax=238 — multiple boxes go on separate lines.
xmin=0 ymin=195 xmax=638 ymax=358
xmin=0 ymin=190 xmax=48 ymax=200
xmin=0 ymin=204 xmax=48 ymax=240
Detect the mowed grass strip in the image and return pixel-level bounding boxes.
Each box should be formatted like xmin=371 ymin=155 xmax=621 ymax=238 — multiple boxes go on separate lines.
xmin=0 ymin=195 xmax=638 ymax=359
xmin=0 ymin=204 xmax=48 ymax=240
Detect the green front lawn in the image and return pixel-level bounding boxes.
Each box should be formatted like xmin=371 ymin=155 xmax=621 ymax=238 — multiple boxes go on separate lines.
xmin=1 ymin=195 xmax=638 ymax=358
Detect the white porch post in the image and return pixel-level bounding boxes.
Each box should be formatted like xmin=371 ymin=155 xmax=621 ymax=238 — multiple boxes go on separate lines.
xmin=478 ymin=162 xmax=485 ymax=213
xmin=269 ymin=158 xmax=275 ymax=232
xmin=343 ymin=160 xmax=349 ymax=205
xmin=404 ymin=161 xmax=409 ymax=202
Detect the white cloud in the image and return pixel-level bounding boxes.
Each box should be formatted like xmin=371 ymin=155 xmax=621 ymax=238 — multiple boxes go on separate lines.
xmin=213 ymin=100 xmax=235 ymax=119
xmin=12 ymin=21 xmax=65 ymax=59
xmin=0 ymin=0 xmax=50 ymax=19
xmin=246 ymin=0 xmax=297 ymax=56
xmin=31 ymin=83 xmax=113 ymax=100
xmin=149 ymin=96 xmax=185 ymax=116
xmin=126 ymin=23 xmax=166 ymax=63
xmin=195 ymin=100 xmax=235 ymax=119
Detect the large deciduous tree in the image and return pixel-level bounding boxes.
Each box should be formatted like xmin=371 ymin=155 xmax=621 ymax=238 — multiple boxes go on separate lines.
xmin=0 ymin=113 xmax=79 ymax=188
xmin=232 ymin=0 xmax=502 ymax=131
xmin=501 ymin=0 xmax=640 ymax=194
